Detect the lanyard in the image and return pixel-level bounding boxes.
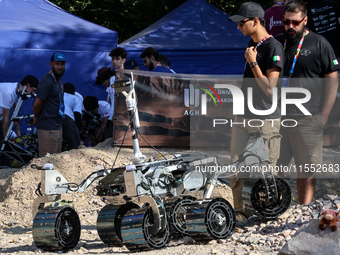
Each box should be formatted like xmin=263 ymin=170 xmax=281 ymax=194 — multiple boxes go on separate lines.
xmin=255 ymin=35 xmax=272 ymax=49
xmin=283 ymin=31 xmax=306 ymax=77
xmin=274 ymin=2 xmax=284 ymax=5
xmin=49 ymin=70 xmax=63 ymax=100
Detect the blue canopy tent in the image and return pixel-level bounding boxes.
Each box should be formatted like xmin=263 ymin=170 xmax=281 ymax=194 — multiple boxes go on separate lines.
xmin=0 ymin=0 xmax=117 ymax=133
xmin=0 ymin=0 xmax=117 ymax=101
xmin=120 ymin=0 xmax=249 ymax=74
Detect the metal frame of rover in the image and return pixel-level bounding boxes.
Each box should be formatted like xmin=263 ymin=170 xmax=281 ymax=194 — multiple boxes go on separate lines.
xmin=31 ymin=74 xmax=291 ymax=252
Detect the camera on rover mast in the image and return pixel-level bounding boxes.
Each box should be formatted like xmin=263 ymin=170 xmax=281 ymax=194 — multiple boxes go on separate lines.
xmin=113 ymin=78 xmax=133 ymax=93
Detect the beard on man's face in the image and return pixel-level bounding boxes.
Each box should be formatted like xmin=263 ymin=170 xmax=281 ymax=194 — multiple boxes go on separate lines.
xmin=284 ymin=24 xmax=305 ymax=44
xmin=52 ymin=66 xmax=65 ymax=78
xmin=147 ymin=61 xmax=154 ymax=71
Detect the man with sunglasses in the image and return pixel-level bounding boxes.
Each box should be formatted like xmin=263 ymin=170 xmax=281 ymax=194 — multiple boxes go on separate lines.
xmin=228 ymin=2 xmax=284 ymax=222
xmin=275 ymin=1 xmax=339 ymax=205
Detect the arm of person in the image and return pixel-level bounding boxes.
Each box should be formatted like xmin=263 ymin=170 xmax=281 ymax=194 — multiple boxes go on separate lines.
xmin=94 ymin=116 xmax=108 ymax=143
xmin=2 ymin=107 xmax=10 ymax=138
xmin=32 ymin=98 xmax=45 ymax=125
xmin=73 ymin=97 xmax=83 ymax=130
xmin=321 ymin=71 xmax=339 ymax=126
xmin=12 ymin=104 xmax=21 ymax=137
xmin=245 ymin=46 xmax=281 ymax=96
xmin=74 ymin=112 xmax=82 ymax=130
xmin=100 ymin=116 xmax=109 ymax=134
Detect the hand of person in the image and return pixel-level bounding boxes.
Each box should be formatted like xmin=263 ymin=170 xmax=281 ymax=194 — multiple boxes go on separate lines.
xmin=244 ymin=46 xmax=257 ymax=64
xmin=95 ymin=129 xmax=104 ymax=143
xmin=26 ymin=86 xmax=36 ymax=96
xmin=30 ymin=116 xmax=37 ymax=126
xmin=320 ymin=113 xmax=328 ymax=128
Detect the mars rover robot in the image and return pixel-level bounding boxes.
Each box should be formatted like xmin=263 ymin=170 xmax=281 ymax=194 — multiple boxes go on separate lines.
xmin=31 ymin=75 xmax=291 ymax=252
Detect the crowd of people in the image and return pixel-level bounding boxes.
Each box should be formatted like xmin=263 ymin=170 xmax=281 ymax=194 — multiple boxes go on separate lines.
xmin=0 ymin=46 xmax=174 ymax=165
xmin=0 ymin=0 xmax=339 ymax=221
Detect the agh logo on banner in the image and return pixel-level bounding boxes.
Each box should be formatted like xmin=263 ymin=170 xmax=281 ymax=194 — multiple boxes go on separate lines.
xmin=184 ymin=84 xmax=312 ymax=127
xmin=184 ymin=83 xmax=223 ymax=116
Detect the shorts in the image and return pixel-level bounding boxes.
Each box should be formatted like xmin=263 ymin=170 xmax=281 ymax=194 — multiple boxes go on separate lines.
xmin=277 ymin=114 xmax=323 ymax=178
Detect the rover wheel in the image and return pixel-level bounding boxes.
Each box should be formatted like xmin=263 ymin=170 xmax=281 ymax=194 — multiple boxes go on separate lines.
xmin=33 ymin=206 xmax=80 ymax=252
xmin=186 ymin=198 xmax=235 ymax=242
xmin=97 ymin=203 xmax=138 ymax=246
xmin=170 ymin=196 xmax=196 ymax=236
xmin=251 ymin=176 xmax=291 ymax=219
xmin=205 ymin=198 xmax=235 ymax=240
xmin=121 ymin=206 xmax=170 ymax=252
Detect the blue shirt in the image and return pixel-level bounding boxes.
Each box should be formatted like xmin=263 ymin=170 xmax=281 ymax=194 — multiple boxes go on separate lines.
xmin=152 ymin=66 xmax=175 ymax=73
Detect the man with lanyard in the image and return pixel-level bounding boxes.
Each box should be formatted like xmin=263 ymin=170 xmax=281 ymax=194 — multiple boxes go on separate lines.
xmin=275 ymin=1 xmax=339 ymax=205
xmin=32 ymin=53 xmax=66 ymax=157
xmin=141 ymin=47 xmax=174 ymax=73
xmin=228 ymin=2 xmax=284 ymax=222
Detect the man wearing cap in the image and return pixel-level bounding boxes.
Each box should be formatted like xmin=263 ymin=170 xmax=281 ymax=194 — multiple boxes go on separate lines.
xmin=125 ymin=59 xmax=140 ymax=70
xmin=141 ymin=47 xmax=174 ymax=73
xmin=228 ymin=2 xmax=284 ymax=222
xmin=33 ymin=53 xmax=66 ymax=157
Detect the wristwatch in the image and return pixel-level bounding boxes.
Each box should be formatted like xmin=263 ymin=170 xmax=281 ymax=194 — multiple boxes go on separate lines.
xmin=249 ymin=62 xmax=258 ymax=68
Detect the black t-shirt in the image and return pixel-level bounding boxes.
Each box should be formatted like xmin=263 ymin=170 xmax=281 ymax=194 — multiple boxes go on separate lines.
xmin=242 ymin=36 xmax=284 ymax=119
xmin=36 ymin=73 xmax=64 ymax=130
xmin=307 ymin=0 xmax=340 ymax=57
xmin=276 ymin=31 xmax=340 ymax=116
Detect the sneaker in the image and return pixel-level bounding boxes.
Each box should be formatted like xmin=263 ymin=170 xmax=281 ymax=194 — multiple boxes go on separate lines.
xmin=235 ymin=212 xmax=248 ymax=222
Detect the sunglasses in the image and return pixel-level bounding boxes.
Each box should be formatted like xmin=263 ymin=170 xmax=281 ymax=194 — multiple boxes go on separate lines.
xmin=283 ymin=17 xmax=305 ymax=26
xmin=143 ymin=57 xmax=149 ymax=64
xmin=238 ymin=18 xmax=254 ymax=27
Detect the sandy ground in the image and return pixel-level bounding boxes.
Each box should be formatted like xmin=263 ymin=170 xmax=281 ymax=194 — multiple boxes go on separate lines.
xmin=0 ymin=138 xmax=339 ymax=254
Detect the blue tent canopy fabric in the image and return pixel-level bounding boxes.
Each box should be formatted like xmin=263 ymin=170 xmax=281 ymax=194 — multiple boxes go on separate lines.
xmin=0 ymin=0 xmax=117 ymax=134
xmin=120 ymin=0 xmax=249 ymax=75
xmin=0 ymin=0 xmax=117 ymax=99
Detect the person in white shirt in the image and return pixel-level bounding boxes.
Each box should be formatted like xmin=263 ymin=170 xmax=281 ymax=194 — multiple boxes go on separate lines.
xmin=95 ymin=67 xmax=116 ymax=140
xmin=62 ymin=83 xmax=82 ymax=150
xmin=0 ymin=75 xmax=38 ymax=138
xmin=0 ymin=75 xmax=38 ymax=166
xmin=63 ymin=83 xmax=82 ymax=129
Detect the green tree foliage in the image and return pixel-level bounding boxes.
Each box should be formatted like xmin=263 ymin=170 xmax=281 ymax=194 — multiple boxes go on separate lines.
xmin=49 ymin=0 xmax=340 ymax=43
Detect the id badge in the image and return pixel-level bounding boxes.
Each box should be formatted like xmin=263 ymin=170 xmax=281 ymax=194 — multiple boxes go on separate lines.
xmin=282 ymin=76 xmax=290 ymax=88
xmin=58 ymin=102 xmax=65 ymax=118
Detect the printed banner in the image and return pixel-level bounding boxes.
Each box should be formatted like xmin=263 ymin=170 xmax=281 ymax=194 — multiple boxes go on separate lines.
xmin=114 ymin=71 xmax=340 ymax=148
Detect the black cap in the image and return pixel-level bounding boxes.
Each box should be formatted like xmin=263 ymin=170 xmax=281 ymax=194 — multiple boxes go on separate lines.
xmin=228 ymin=2 xmax=264 ymax=23
xmin=125 ymin=59 xmax=139 ymax=70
